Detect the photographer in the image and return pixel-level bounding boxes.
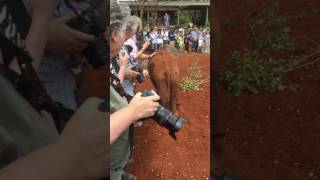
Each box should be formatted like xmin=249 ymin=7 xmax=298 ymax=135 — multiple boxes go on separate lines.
xmin=118 ymin=16 xmax=156 ymax=97
xmin=22 ymin=0 xmax=98 ymax=132
xmin=109 ymin=1 xmax=160 ymax=179
xmin=0 ymin=0 xmax=107 ymax=179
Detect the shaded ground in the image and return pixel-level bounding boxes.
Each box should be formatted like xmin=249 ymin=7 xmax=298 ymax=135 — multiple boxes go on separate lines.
xmin=126 ymin=53 xmax=211 ymax=179
xmin=216 ymin=0 xmax=320 ymax=179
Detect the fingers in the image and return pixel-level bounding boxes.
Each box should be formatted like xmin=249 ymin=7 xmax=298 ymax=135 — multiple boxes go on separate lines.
xmin=118 ymin=51 xmax=128 ymax=59
xmin=69 ymin=39 xmax=88 ymax=53
xmin=135 ymin=92 xmax=142 ymax=97
xmin=58 ymin=13 xmax=77 ymax=23
xmin=147 ymin=94 xmax=160 ymax=101
xmin=131 ymin=71 xmax=140 ymax=75
xmin=71 ymin=29 xmax=95 ymax=43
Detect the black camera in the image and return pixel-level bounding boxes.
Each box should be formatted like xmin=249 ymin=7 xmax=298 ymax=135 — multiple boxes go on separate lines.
xmin=131 ymin=65 xmax=145 ymax=84
xmin=66 ymin=2 xmax=107 ymax=69
xmin=141 ymin=90 xmax=187 ymax=139
xmin=120 ymin=45 xmax=145 ymax=83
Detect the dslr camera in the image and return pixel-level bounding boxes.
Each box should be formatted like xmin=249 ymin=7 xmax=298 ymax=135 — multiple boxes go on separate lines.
xmin=122 ymin=45 xmax=145 ymax=84
xmin=141 ymin=90 xmax=187 ymax=139
xmin=131 ymin=64 xmax=145 ymax=84
xmin=66 ymin=1 xmax=108 ymax=69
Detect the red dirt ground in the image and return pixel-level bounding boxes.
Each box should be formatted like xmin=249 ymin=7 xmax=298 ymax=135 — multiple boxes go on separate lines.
xmin=216 ymin=0 xmax=320 ymax=180
xmin=126 ymin=53 xmax=211 ymax=179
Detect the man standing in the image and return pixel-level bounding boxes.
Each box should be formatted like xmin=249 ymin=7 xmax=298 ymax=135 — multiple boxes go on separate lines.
xmin=191 ymin=27 xmax=199 ymax=53
xmin=164 ymin=13 xmax=170 ymax=27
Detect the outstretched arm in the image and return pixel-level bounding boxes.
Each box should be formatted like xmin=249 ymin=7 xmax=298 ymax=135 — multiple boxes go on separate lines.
xmin=25 ymin=0 xmax=58 ymax=71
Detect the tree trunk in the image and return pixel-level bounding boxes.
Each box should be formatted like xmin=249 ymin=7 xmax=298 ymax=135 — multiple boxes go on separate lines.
xmin=212 ymin=0 xmax=224 ymax=176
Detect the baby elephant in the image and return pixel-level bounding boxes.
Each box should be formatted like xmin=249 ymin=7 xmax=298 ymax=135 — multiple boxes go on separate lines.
xmin=148 ymin=46 xmax=180 ymax=115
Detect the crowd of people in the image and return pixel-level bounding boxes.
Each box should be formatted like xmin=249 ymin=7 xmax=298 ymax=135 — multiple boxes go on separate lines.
xmin=141 ymin=25 xmax=210 ymax=54
xmin=109 ymin=1 xmax=160 ymax=179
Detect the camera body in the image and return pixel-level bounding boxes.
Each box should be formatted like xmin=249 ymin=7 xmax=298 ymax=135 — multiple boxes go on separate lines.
xmin=121 ymin=44 xmax=145 ymax=84
xmin=141 ymin=90 xmax=187 ymax=139
xmin=67 ymin=8 xmax=107 ymax=69
xmin=131 ymin=64 xmax=145 ymax=84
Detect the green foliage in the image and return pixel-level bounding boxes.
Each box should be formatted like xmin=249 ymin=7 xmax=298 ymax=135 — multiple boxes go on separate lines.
xmin=180 ymin=62 xmax=207 ymax=92
xmin=221 ymin=50 xmax=288 ymax=96
xmin=249 ymin=2 xmax=295 ymax=51
xmin=180 ymin=76 xmax=202 ymax=92
xmin=221 ymin=1 xmax=297 ymax=96
xmin=189 ymin=62 xmax=203 ymax=79
xmin=178 ymin=10 xmax=191 ymax=27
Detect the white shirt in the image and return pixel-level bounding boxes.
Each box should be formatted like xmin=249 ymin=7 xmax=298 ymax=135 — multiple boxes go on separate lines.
xmin=124 ymin=36 xmax=138 ymax=67
xmin=150 ymin=31 xmax=158 ymax=44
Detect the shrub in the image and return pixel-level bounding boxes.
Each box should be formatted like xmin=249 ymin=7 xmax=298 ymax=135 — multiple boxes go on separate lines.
xmin=180 ymin=62 xmax=208 ymax=92
xmin=221 ymin=50 xmax=288 ymax=96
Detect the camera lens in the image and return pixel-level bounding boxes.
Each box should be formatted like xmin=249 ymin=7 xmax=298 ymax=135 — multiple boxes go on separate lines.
xmin=173 ymin=117 xmax=187 ymax=132
xmin=141 ymin=90 xmax=187 ymax=136
xmin=155 ymin=106 xmax=186 ymax=133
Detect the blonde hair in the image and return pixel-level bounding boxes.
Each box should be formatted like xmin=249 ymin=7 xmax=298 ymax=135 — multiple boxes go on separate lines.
xmin=126 ymin=16 xmax=142 ymax=34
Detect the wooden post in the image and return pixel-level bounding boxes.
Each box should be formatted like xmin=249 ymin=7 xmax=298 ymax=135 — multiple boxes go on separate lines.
xmin=147 ymin=9 xmax=150 ymax=28
xmin=212 ymin=0 xmax=223 ymax=176
xmin=205 ymin=6 xmax=209 ymax=26
xmin=178 ymin=8 xmax=180 ymax=26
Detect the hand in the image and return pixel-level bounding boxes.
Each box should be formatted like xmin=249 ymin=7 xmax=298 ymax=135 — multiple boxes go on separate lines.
xmin=69 ymin=54 xmax=85 ymax=68
xmin=150 ymin=52 xmax=157 ymax=58
xmin=142 ymin=69 xmax=149 ymax=78
xmin=125 ymin=69 xmax=139 ymax=79
xmin=59 ymin=98 xmax=107 ymax=178
xmin=128 ymin=92 xmax=160 ymax=120
xmin=29 ymin=0 xmax=58 ymax=18
xmin=142 ymin=40 xmax=151 ymax=50
xmin=118 ymin=50 xmax=129 ymax=67
xmin=46 ymin=14 xmax=95 ymax=55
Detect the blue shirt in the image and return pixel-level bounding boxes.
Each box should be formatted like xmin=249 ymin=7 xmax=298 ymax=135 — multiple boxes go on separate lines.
xmin=169 ymin=31 xmax=175 ymax=41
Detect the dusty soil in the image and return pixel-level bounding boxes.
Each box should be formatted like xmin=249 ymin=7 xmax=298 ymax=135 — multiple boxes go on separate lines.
xmin=126 ymin=53 xmax=211 ymax=179
xmin=216 ymin=0 xmax=320 ymax=179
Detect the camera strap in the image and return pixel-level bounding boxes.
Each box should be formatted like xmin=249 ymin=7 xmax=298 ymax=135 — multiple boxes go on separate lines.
xmin=110 ymin=72 xmax=135 ymax=155
xmin=110 ymin=72 xmax=132 ymax=102
xmin=0 ymin=1 xmax=64 ymax=132
xmin=110 ymin=57 xmax=120 ymax=74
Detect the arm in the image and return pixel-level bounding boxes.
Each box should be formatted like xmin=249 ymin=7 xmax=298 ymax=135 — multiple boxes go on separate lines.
xmin=134 ymin=41 xmax=151 ymax=60
xmin=110 ymin=93 xmax=160 ymax=144
xmin=110 ymin=105 xmax=137 ymax=144
xmin=25 ymin=17 xmax=49 ymax=70
xmin=25 ymin=0 xmax=57 ymax=71
xmin=136 ymin=52 xmax=157 ymax=62
xmin=136 ymin=53 xmax=151 ymax=60
xmin=0 ymin=98 xmax=108 ymax=179
xmin=0 ymin=141 xmax=82 ymax=180
xmin=117 ymin=51 xmax=129 ymax=83
xmin=124 ymin=69 xmax=139 ymax=80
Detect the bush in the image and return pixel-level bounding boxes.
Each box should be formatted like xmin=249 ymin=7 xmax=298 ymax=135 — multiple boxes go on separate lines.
xmin=221 ymin=1 xmax=296 ymax=96
xmin=180 ymin=76 xmax=202 ymax=92
xmin=180 ymin=62 xmax=208 ymax=92
xmin=221 ymin=50 xmax=288 ymax=96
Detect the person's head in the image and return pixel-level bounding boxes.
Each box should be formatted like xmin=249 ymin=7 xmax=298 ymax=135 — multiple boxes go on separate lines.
xmin=108 ymin=0 xmax=131 ymax=57
xmin=124 ymin=16 xmax=142 ymax=41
